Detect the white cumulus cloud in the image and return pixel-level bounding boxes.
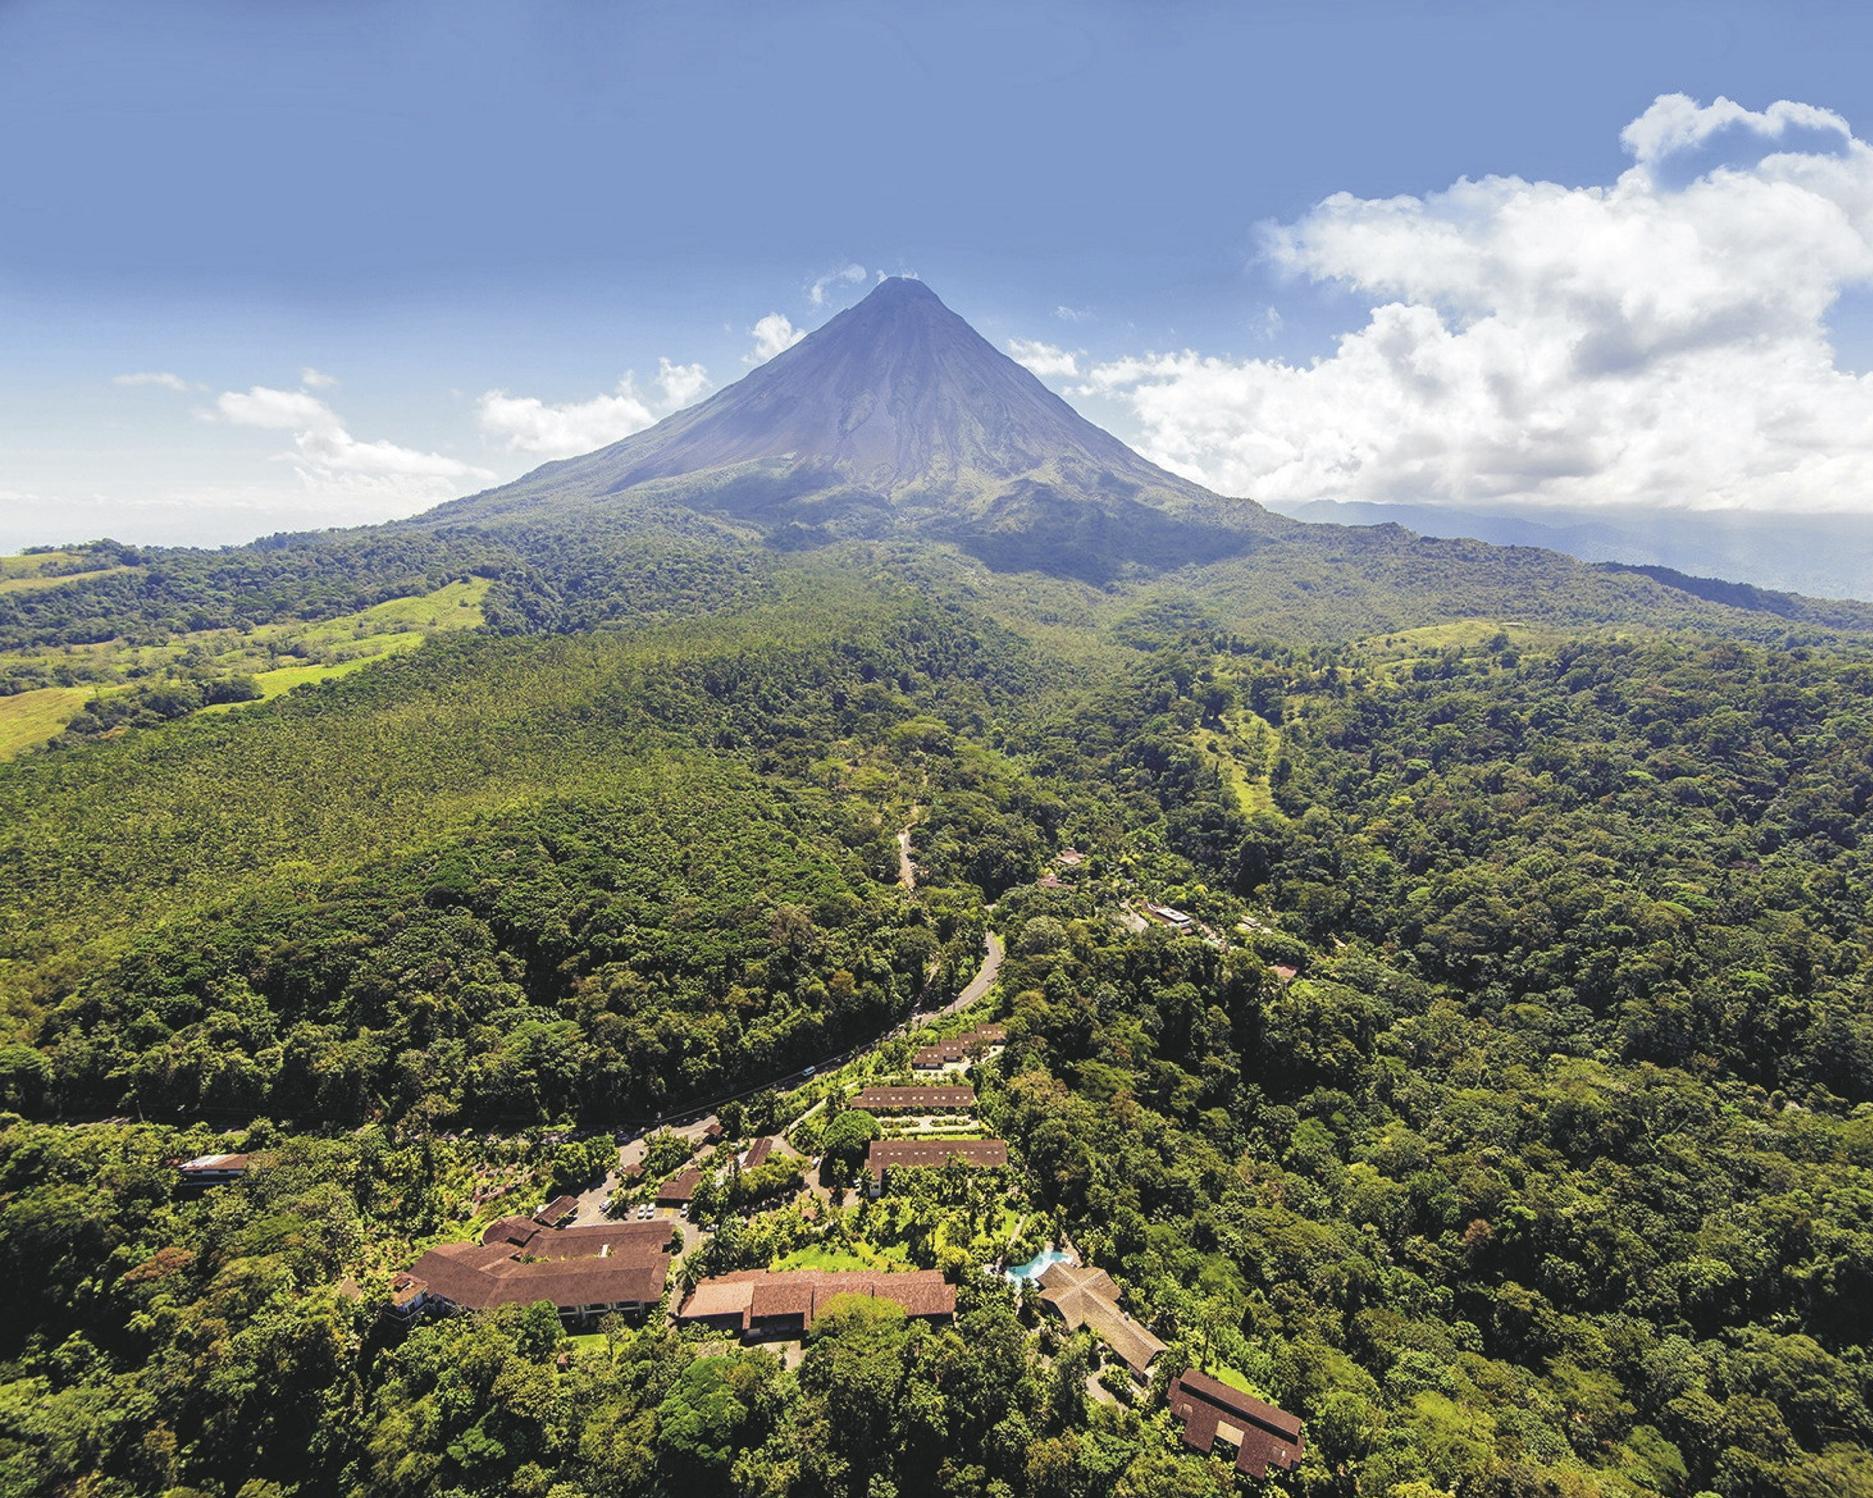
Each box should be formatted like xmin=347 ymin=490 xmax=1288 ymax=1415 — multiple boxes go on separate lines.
xmin=655 ymin=357 xmax=712 ymax=409
xmin=1005 ymin=338 xmax=1081 ymax=379
xmin=300 ymin=366 xmax=339 ymax=389
xmin=1086 ymin=93 xmax=1873 ymax=515
xmin=808 ymin=263 xmax=868 ymax=306
xmin=746 ymin=312 xmax=806 ymax=366
xmin=114 ymin=371 xmax=192 ymax=392
xmin=476 ymin=358 xmax=713 ymax=459
xmin=214 ymin=383 xmax=492 ymax=500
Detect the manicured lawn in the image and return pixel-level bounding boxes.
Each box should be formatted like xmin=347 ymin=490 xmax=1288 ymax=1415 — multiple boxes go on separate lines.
xmin=774 ymin=1240 xmax=909 ymax=1272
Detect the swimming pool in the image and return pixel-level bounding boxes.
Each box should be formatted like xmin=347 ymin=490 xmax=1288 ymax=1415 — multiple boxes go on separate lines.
xmin=1004 ymin=1247 xmax=1072 ymax=1282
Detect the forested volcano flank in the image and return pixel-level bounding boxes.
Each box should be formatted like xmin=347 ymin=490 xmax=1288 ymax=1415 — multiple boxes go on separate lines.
xmin=423 ymin=278 xmax=1287 ymax=580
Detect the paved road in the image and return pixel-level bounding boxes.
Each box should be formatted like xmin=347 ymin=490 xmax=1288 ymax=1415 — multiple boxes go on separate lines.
xmin=940 ymin=928 xmax=1003 ymax=1016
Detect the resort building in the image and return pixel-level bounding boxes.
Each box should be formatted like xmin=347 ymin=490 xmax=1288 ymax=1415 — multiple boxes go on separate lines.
xmin=536 ymin=1194 xmax=579 ymax=1227
xmin=741 ymin=1136 xmax=776 ymax=1170
xmin=1036 ymin=1260 xmax=1167 ymax=1378
xmin=656 ymin=1168 xmax=703 ymax=1206
xmin=391 ymin=1215 xmax=673 ymax=1326
xmin=848 ymin=1085 xmax=975 ymax=1113
xmin=676 ymin=1269 xmax=955 ymax=1339
xmin=1167 ymin=1369 xmax=1305 ymax=1478
xmin=176 ymin=1153 xmax=252 ymax=1187
xmin=910 ymin=1025 xmax=1008 ymax=1072
xmin=867 ymin=1138 xmax=1009 ymax=1175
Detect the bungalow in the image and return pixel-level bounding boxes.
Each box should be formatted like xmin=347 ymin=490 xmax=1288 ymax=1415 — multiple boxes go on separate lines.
xmin=849 ymin=1085 xmax=975 ymax=1113
xmin=176 ymin=1153 xmax=251 ymax=1187
xmin=656 ymin=1168 xmax=703 ymax=1206
xmin=677 ymin=1269 xmax=955 ymax=1339
xmin=741 ymin=1136 xmax=776 ymax=1170
xmin=1145 ymin=902 xmax=1194 ymax=929
xmin=536 ymin=1194 xmax=580 ymax=1227
xmin=1167 ymin=1369 xmax=1305 ymax=1479
xmin=1056 ymin=848 xmax=1085 ymax=867
xmin=1036 ymin=1261 xmax=1167 ymax=1379
xmin=392 ymin=1216 xmax=673 ymax=1326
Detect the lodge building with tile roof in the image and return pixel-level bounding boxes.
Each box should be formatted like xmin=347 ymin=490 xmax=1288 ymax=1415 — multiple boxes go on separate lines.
xmin=1167 ymin=1369 xmax=1305 ymax=1478
xmin=1035 ymin=1260 xmax=1168 ymax=1378
xmin=390 ymin=1214 xmax=674 ymax=1326
xmin=910 ymin=1025 xmax=1008 ymax=1071
xmin=848 ymin=1084 xmax=975 ymax=1113
xmin=867 ymin=1138 xmax=1009 ymax=1175
xmin=676 ymin=1269 xmax=955 ymax=1339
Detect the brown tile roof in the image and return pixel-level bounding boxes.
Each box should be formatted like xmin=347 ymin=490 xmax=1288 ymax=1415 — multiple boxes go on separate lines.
xmin=656 ymin=1168 xmax=703 ymax=1203
xmin=911 ymin=1025 xmax=1009 ymax=1068
xmin=538 ymin=1195 xmax=579 ymax=1225
xmin=849 ymin=1085 xmax=975 ymax=1112
xmin=1168 ymin=1369 xmax=1305 ymax=1478
xmin=677 ymin=1269 xmax=955 ymax=1332
xmin=404 ymin=1219 xmax=673 ymax=1314
xmin=1038 ymin=1261 xmax=1168 ymax=1375
xmin=742 ymin=1136 xmax=776 ymax=1170
xmin=867 ymin=1139 xmax=1009 ymax=1174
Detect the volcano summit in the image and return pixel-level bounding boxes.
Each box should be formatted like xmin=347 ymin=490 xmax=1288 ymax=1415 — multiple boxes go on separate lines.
xmin=424 ymin=278 xmax=1285 ymax=580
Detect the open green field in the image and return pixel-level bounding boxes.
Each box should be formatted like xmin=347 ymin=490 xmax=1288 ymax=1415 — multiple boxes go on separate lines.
xmin=0 ymin=549 xmax=89 ymax=581
xmin=0 ymin=565 xmax=134 ymax=594
xmin=3 ymin=577 xmax=493 ymax=744
xmin=1192 ymin=704 xmax=1279 ymax=816
xmin=0 ymin=686 xmax=93 ymax=760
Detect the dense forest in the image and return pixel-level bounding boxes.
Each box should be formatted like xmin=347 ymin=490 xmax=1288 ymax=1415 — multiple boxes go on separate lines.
xmin=2 ymin=534 xmax=1872 ymax=1497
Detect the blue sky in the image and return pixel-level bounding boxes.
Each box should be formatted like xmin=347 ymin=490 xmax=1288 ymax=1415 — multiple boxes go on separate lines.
xmin=7 ymin=0 xmax=1873 ymax=546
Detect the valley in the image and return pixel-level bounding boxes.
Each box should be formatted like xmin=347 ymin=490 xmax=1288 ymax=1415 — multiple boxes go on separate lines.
xmin=1 ymin=279 xmax=1870 ymax=1498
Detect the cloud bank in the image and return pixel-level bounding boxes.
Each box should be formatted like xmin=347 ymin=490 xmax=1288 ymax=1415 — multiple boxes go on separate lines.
xmin=1084 ymin=94 xmax=1873 ymax=514
xmin=477 ymin=358 xmax=711 ymax=458
xmin=215 ymin=377 xmax=493 ymax=501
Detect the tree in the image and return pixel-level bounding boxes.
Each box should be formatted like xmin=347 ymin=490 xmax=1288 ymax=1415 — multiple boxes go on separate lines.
xmin=821 ymin=1109 xmax=880 ymax=1187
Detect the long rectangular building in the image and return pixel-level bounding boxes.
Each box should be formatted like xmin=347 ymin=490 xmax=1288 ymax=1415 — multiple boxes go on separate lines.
xmin=677 ymin=1269 xmax=955 ymax=1339
xmin=910 ymin=1025 xmax=1008 ymax=1071
xmin=849 ymin=1085 xmax=975 ymax=1113
xmin=867 ymin=1138 xmax=1009 ymax=1173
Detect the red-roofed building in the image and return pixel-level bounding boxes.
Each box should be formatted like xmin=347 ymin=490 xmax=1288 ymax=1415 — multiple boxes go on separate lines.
xmin=849 ymin=1085 xmax=975 ymax=1113
xmin=677 ymin=1270 xmax=955 ymax=1339
xmin=867 ymin=1138 xmax=1008 ymax=1173
xmin=1167 ymin=1370 xmax=1305 ymax=1478
xmin=536 ymin=1195 xmax=579 ymax=1227
xmin=392 ymin=1217 xmax=674 ymax=1327
xmin=656 ymin=1168 xmax=703 ymax=1206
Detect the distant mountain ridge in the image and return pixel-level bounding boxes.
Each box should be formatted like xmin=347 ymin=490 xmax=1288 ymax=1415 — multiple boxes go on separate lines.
xmin=1269 ymin=498 xmax=1873 ymax=604
xmin=421 ymin=278 xmax=1286 ymax=581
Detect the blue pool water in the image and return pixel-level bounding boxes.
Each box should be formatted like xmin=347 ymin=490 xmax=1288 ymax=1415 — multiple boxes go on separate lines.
xmin=1004 ymin=1248 xmax=1071 ymax=1282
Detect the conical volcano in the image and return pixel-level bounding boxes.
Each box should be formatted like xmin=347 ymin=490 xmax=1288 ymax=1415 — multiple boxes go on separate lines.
xmin=425 ymin=278 xmax=1284 ymax=579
